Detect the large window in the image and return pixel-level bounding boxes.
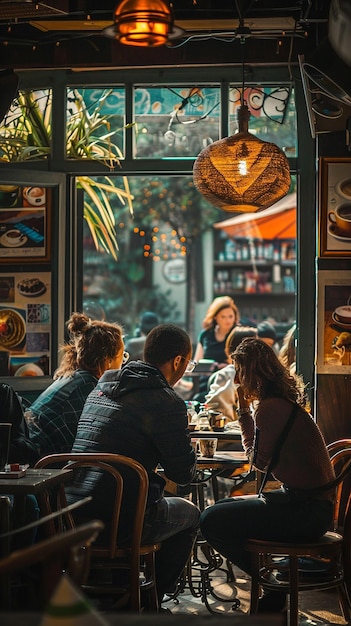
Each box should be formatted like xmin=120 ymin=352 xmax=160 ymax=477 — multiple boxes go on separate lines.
xmin=79 ymin=81 xmax=297 ymax=339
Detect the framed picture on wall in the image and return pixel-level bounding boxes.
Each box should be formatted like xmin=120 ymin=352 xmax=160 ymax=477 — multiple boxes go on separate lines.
xmin=317 ymin=271 xmax=351 ymax=374
xmin=0 ymin=186 xmax=51 ymax=262
xmin=319 ymin=157 xmax=351 ymax=257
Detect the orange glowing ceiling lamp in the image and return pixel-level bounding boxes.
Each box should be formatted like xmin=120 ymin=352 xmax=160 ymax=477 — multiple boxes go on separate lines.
xmin=103 ymin=0 xmax=183 ymax=47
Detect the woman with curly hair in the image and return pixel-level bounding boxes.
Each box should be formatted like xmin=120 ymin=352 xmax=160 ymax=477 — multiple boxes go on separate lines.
xmin=27 ymin=312 xmax=125 ymax=462
xmin=200 ymin=337 xmax=335 ymax=615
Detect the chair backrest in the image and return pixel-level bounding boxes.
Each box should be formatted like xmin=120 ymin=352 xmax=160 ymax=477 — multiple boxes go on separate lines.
xmin=34 ymin=453 xmax=150 ymax=560
xmin=0 ymin=520 xmax=103 ymax=608
xmin=329 ymin=446 xmax=351 ymax=532
xmin=327 ymin=439 xmax=351 ymax=456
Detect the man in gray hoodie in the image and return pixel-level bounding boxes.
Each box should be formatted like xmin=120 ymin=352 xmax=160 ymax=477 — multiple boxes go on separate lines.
xmin=68 ymin=324 xmax=200 ymax=607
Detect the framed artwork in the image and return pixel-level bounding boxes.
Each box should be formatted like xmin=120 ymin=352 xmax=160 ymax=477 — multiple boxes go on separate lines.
xmin=319 ymin=157 xmax=351 ymax=258
xmin=0 ymin=270 xmax=51 ymax=377
xmin=0 ymin=186 xmax=51 ymax=262
xmin=317 ymin=271 xmax=351 ymax=374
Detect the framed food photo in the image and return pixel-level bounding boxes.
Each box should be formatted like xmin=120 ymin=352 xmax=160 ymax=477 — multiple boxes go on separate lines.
xmin=319 ymin=158 xmax=351 ymax=257
xmin=317 ymin=271 xmax=351 ymax=374
xmin=0 ymin=185 xmax=51 ymax=262
xmin=0 ymin=270 xmax=51 ymax=377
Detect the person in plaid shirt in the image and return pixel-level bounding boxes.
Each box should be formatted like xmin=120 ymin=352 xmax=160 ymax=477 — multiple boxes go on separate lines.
xmin=27 ymin=311 xmax=124 ymax=462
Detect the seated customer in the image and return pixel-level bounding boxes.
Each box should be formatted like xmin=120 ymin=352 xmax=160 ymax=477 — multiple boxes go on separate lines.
xmin=125 ymin=311 xmax=159 ymax=360
xmin=200 ymin=338 xmax=334 ymax=615
xmin=27 ymin=312 xmax=124 ymax=462
xmin=257 ymin=320 xmax=279 ymax=353
xmin=0 ymin=382 xmax=36 ymax=464
xmin=205 ymin=326 xmax=257 ymax=423
xmin=67 ymin=324 xmax=200 ymax=608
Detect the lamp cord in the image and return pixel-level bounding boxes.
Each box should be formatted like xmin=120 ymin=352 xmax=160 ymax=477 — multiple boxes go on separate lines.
xmin=240 ymin=37 xmax=245 ymax=107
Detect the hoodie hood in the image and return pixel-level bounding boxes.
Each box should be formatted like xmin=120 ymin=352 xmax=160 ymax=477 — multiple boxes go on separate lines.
xmin=97 ymin=360 xmax=169 ymax=401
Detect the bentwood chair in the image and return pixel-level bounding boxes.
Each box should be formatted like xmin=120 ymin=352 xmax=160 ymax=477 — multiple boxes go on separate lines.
xmin=246 ymin=444 xmax=351 ymax=626
xmin=35 ymin=453 xmax=161 ymax=612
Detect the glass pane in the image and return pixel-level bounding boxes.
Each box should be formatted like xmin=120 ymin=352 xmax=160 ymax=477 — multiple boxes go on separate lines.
xmin=229 ymin=85 xmax=297 ymax=158
xmin=0 ymin=89 xmax=52 ymax=162
xmin=134 ymin=86 xmax=220 ymax=158
xmin=82 ymin=174 xmax=218 ymax=336
xmin=66 ymin=87 xmax=125 ymax=160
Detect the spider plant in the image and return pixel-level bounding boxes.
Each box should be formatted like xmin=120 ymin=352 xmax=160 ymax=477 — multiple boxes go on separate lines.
xmin=0 ymin=88 xmax=134 ymax=260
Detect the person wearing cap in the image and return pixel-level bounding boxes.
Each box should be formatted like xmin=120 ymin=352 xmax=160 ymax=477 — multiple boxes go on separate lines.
xmin=125 ymin=311 xmax=159 ymax=360
xmin=257 ymin=320 xmax=279 ymax=354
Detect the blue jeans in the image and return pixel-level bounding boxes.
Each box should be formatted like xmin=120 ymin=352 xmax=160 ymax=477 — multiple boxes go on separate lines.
xmin=200 ymin=489 xmax=333 ymax=576
xmin=142 ymin=496 xmax=200 ymax=601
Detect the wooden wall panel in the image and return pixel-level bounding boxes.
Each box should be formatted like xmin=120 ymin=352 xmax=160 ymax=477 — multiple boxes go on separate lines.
xmin=316 ymin=374 xmax=351 ymax=444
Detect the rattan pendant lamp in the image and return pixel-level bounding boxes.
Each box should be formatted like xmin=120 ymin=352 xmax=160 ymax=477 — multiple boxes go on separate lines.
xmin=193 ymin=42 xmax=291 ymax=213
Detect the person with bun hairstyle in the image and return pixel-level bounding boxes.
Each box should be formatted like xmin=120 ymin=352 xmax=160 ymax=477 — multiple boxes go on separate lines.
xmin=27 ymin=312 xmax=124 ymax=461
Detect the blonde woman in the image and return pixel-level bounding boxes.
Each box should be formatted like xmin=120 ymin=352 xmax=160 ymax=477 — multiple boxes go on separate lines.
xmin=192 ymin=296 xmax=240 ymax=402
xmin=194 ymin=296 xmax=240 ymax=367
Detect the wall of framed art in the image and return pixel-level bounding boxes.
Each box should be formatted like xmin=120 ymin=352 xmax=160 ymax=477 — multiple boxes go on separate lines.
xmin=0 ymin=172 xmax=66 ymax=394
xmin=316 ymin=154 xmax=351 ymax=445
xmin=319 ymin=158 xmax=351 ymax=258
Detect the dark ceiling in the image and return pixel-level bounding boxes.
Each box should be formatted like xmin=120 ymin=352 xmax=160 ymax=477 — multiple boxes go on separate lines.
xmin=0 ymin=0 xmax=332 ymax=70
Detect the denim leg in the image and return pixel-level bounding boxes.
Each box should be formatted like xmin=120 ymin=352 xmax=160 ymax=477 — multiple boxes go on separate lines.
xmin=142 ymin=496 xmax=200 ymax=600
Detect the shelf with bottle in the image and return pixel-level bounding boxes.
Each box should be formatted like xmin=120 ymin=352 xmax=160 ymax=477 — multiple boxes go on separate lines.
xmin=213 ymin=264 xmax=296 ymax=296
xmin=217 ymin=236 xmax=296 ymax=264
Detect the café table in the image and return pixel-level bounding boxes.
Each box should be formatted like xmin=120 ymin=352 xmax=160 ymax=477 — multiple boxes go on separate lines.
xmin=0 ymin=467 xmax=73 ymax=609
xmin=0 ymin=468 xmax=73 ymax=534
xmin=192 ymin=428 xmax=243 ymax=451
xmin=169 ymin=449 xmax=250 ymax=614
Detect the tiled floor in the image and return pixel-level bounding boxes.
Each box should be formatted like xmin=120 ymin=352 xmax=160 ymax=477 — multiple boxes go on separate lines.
xmin=162 ymin=549 xmax=349 ymax=625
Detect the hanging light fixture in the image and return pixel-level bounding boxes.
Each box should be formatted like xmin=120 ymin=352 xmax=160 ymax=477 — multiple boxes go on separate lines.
xmin=103 ymin=0 xmax=183 ymax=47
xmin=193 ymin=41 xmax=291 ymax=213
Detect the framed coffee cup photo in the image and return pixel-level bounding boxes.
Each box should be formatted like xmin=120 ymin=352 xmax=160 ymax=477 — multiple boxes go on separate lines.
xmin=319 ymin=157 xmax=351 ymax=257
xmin=0 ymin=187 xmax=51 ymax=262
xmin=317 ymin=271 xmax=351 ymax=374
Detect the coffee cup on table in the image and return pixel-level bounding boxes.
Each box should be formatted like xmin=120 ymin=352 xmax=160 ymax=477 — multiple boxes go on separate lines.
xmin=328 ymin=205 xmax=351 ymax=237
xmin=199 ymin=437 xmax=218 ymax=458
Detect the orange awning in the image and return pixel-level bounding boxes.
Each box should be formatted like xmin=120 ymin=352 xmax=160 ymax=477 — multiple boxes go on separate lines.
xmin=213 ymin=193 xmax=296 ymax=240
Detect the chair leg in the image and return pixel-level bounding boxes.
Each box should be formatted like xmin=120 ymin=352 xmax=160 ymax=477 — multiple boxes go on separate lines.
xmin=143 ymin=552 xmax=159 ymax=612
xmin=289 ymin=556 xmax=299 ymax=626
xmin=249 ymin=552 xmax=261 ymax=614
xmin=336 ymin=584 xmax=351 ymax=622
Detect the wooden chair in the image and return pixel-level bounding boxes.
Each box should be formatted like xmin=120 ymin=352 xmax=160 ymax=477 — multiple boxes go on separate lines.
xmin=0 ymin=519 xmax=103 ymax=609
xmin=35 ymin=453 xmax=161 ymax=612
xmin=246 ymin=444 xmax=351 ymax=626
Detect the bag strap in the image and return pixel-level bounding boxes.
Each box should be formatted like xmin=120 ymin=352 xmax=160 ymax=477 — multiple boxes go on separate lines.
xmin=258 ymin=402 xmax=299 ymax=496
